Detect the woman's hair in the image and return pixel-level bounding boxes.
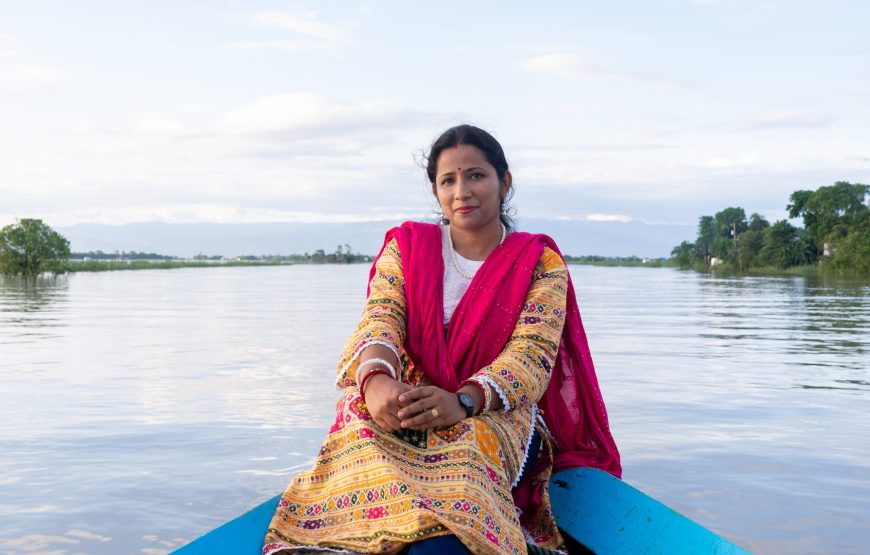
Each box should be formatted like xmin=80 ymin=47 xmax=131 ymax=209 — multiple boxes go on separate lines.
xmin=425 ymin=124 xmax=516 ymax=231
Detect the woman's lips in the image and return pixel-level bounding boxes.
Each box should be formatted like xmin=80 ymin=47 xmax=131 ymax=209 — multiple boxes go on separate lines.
xmin=455 ymin=206 xmax=478 ymax=214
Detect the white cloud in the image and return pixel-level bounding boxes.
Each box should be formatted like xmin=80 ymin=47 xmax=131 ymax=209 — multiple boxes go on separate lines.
xmin=553 ymin=213 xmax=634 ymax=223
xmin=0 ymin=32 xmax=17 ymax=57
xmin=737 ymin=112 xmax=837 ymax=131
xmin=517 ymin=52 xmax=681 ymax=86
xmin=585 ymin=213 xmax=633 ymax=223
xmin=0 ymin=33 xmax=68 ymax=85
xmin=252 ymin=11 xmax=349 ymax=42
xmin=219 ymin=93 xmax=413 ymax=136
xmin=0 ymin=63 xmax=67 ymax=85
xmin=134 ymin=113 xmax=192 ymax=136
xmin=222 ymin=39 xmax=327 ymax=52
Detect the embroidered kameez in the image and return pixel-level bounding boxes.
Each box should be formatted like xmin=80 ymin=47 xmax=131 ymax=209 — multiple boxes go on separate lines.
xmin=264 ymin=237 xmax=570 ymax=554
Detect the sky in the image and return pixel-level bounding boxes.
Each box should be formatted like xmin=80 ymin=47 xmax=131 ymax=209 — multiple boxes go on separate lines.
xmin=1 ymin=0 xmax=869 ymax=229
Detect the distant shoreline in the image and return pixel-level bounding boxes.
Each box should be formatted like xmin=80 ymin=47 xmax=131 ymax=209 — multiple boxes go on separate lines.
xmin=60 ymin=259 xmax=361 ymax=272
xmin=54 ymin=260 xmax=838 ymax=278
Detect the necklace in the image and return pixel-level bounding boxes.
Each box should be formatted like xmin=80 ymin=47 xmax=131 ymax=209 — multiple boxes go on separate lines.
xmin=447 ymin=223 xmax=507 ymax=281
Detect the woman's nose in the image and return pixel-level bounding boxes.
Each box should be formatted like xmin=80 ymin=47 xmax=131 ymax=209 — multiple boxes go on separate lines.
xmin=454 ymin=177 xmax=472 ymax=198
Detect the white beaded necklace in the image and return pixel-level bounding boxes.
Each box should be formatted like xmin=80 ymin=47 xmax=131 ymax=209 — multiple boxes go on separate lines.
xmin=447 ymin=223 xmax=507 ymax=281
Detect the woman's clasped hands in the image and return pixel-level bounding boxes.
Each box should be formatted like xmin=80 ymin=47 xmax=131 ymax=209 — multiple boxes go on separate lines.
xmin=363 ymin=375 xmax=466 ymax=432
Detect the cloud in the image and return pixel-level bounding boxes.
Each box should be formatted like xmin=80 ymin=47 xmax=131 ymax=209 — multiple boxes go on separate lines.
xmin=219 ymin=93 xmax=417 ymax=137
xmin=553 ymin=213 xmax=633 ymax=223
xmin=252 ymin=11 xmax=349 ymax=42
xmin=737 ymin=112 xmax=837 ymax=131
xmin=221 ymin=39 xmax=327 ymax=52
xmin=0 ymin=33 xmax=69 ymax=85
xmin=585 ymin=213 xmax=633 ymax=223
xmin=0 ymin=32 xmax=17 ymax=57
xmin=517 ymin=52 xmax=682 ymax=86
xmin=0 ymin=63 xmax=67 ymax=84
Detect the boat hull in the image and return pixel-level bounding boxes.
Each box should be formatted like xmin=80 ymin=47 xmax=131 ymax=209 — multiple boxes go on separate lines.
xmin=174 ymin=468 xmax=750 ymax=554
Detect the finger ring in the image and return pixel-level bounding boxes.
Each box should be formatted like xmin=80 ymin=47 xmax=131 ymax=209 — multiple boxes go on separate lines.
xmin=431 ymin=408 xmax=439 ymax=418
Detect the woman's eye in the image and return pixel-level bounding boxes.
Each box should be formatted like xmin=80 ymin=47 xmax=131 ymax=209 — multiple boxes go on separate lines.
xmin=441 ymin=178 xmax=454 ymax=186
xmin=471 ymin=173 xmax=484 ymax=179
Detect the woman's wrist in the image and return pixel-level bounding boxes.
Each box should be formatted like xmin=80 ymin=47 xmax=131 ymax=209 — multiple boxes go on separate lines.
xmin=357 ymin=357 xmax=397 ymax=380
xmin=358 ymin=368 xmax=392 ymax=403
xmin=457 ymin=384 xmax=484 ymax=416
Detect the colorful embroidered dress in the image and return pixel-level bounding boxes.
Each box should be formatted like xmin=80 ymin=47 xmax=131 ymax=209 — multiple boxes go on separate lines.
xmin=264 ymin=222 xmax=618 ymax=555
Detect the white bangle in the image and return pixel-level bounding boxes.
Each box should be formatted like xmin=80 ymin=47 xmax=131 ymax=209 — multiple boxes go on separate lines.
xmin=483 ymin=383 xmax=493 ymax=413
xmin=357 ymin=358 xmax=397 ymax=380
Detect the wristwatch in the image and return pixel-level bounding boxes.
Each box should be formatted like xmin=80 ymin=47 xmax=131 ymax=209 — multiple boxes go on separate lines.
xmin=456 ymin=392 xmax=476 ymax=418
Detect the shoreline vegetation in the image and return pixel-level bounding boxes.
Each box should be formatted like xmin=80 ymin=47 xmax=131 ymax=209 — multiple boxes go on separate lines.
xmin=3 ymin=183 xmax=868 ymax=279
xmin=61 ymin=247 xmax=373 ymax=272
xmin=669 ymin=182 xmax=869 ymax=278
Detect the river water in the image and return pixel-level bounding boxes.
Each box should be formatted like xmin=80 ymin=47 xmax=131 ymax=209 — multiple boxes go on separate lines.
xmin=0 ymin=265 xmax=867 ymax=554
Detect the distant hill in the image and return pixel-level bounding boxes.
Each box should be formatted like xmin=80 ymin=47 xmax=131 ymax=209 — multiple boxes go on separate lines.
xmin=58 ymin=219 xmax=693 ymax=259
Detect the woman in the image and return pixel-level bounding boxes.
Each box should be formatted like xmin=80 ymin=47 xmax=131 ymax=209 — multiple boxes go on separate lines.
xmin=264 ymin=125 xmax=621 ymax=555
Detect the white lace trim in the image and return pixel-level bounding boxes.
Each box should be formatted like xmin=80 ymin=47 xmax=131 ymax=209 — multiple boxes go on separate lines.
xmin=511 ymin=404 xmax=539 ymax=489
xmin=478 ymin=374 xmax=511 ymax=412
xmin=335 ymin=339 xmax=401 ymax=388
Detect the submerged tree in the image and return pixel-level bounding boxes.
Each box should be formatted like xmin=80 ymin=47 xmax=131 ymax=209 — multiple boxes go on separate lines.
xmin=0 ymin=219 xmax=71 ymax=275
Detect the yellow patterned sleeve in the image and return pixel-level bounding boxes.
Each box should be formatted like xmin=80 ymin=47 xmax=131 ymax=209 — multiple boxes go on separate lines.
xmin=336 ymin=238 xmax=407 ymax=388
xmin=468 ymin=247 xmax=568 ymax=410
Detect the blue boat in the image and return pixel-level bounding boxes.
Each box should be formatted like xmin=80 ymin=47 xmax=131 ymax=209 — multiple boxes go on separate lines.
xmin=174 ymin=467 xmax=750 ymax=554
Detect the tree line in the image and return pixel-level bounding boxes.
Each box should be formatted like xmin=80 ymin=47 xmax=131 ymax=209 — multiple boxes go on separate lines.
xmin=0 ymin=219 xmax=371 ymax=274
xmin=670 ymin=181 xmax=869 ymax=275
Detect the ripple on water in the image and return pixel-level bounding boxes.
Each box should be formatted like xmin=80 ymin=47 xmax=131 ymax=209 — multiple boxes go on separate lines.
xmin=1 ymin=266 xmax=868 ymax=555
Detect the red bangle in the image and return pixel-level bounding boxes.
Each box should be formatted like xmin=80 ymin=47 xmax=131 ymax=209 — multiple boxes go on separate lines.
xmin=359 ymin=368 xmax=391 ymax=404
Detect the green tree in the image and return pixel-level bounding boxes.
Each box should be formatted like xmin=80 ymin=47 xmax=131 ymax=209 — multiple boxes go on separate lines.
xmin=756 ymin=220 xmax=814 ymax=268
xmin=670 ymin=241 xmax=694 ymax=268
xmin=0 ymin=219 xmax=71 ymax=274
xmin=787 ymin=181 xmax=870 ymax=253
xmin=824 ymin=210 xmax=870 ymax=275
xmin=736 ymin=229 xmax=764 ymax=270
xmin=748 ymin=213 xmax=770 ymax=232
xmin=710 ymin=207 xmax=748 ymax=262
xmin=694 ymin=215 xmax=716 ymax=264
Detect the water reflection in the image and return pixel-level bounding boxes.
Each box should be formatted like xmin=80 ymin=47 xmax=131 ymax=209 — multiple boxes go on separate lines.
xmin=0 ymin=274 xmax=70 ymax=349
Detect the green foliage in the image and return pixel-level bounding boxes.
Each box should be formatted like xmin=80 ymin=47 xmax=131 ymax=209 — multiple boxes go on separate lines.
xmin=748 ymin=213 xmax=770 ymax=232
xmin=823 ymin=210 xmax=870 ymax=275
xmin=694 ymin=215 xmax=716 ymax=262
xmin=0 ymin=219 xmax=71 ymax=275
xmin=671 ymin=241 xmax=694 ymax=268
xmin=755 ymin=220 xmax=813 ymax=268
xmin=563 ymin=254 xmax=667 ymax=267
xmin=670 ymin=181 xmax=868 ymax=275
xmin=735 ymin=229 xmax=764 ymax=271
xmin=787 ymin=181 xmax=869 ymax=252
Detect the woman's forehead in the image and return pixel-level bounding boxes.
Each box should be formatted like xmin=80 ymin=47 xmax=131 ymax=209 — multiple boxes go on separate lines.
xmin=437 ymin=144 xmax=490 ymax=173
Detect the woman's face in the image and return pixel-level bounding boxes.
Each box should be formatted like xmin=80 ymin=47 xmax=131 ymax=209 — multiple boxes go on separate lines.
xmin=433 ymin=144 xmax=510 ymax=233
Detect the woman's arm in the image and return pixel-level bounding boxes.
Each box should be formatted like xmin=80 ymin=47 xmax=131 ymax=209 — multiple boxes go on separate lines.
xmin=334 ymin=238 xmax=414 ymax=431
xmin=336 ymin=238 xmax=406 ymax=388
xmin=395 ymin=248 xmax=569 ymax=430
xmin=468 ymin=247 xmax=568 ymax=412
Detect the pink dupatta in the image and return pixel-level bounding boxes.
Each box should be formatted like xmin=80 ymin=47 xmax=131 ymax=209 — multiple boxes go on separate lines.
xmin=368 ymin=221 xmax=621 ymax=478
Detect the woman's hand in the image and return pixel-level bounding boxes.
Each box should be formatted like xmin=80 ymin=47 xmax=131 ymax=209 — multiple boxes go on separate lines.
xmin=363 ymin=375 xmax=413 ymax=432
xmin=397 ymin=386 xmax=466 ymax=430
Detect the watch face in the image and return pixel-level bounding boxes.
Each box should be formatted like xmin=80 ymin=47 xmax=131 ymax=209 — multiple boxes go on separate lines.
xmin=457 ymin=392 xmax=475 ymax=417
